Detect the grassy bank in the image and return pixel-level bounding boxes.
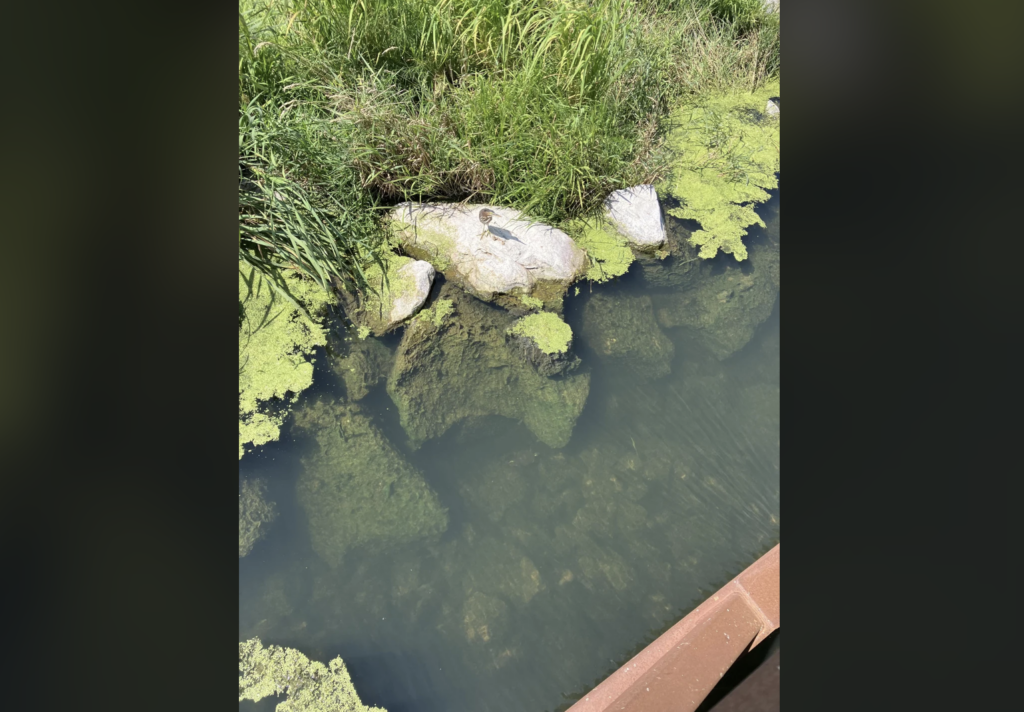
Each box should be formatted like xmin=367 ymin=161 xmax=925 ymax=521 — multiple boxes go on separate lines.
xmin=238 ymin=0 xmax=780 ymax=291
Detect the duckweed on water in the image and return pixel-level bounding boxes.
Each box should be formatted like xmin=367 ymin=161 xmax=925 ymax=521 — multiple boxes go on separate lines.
xmin=571 ymin=219 xmax=635 ymax=283
xmin=660 ymin=80 xmax=780 ymax=261
xmin=239 ymin=637 xmax=385 ymax=712
xmin=239 ymin=261 xmax=335 ymax=459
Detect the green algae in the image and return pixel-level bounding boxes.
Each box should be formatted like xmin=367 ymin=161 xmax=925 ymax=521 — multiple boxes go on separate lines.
xmin=239 ymin=637 xmax=385 ymax=712
xmin=291 ymin=397 xmax=448 ymax=567
xmin=239 ymin=261 xmax=335 ymax=460
xmin=507 ymin=312 xmax=573 ymax=355
xmin=239 ymin=477 xmax=278 ymax=558
xmin=415 ymin=298 xmax=454 ymax=328
xmin=519 ymin=294 xmax=544 ymax=310
xmin=571 ymin=219 xmax=635 ymax=282
xmin=659 ymin=80 xmax=780 ymax=261
xmin=387 ymin=283 xmax=590 ymax=449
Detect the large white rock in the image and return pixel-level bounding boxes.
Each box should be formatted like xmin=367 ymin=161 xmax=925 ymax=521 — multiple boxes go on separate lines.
xmin=390 ymin=260 xmax=434 ymax=323
xmin=602 ymin=184 xmax=666 ymax=249
xmin=390 ymin=203 xmax=586 ymax=301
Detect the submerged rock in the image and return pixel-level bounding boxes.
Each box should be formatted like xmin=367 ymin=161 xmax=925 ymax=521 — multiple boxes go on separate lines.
xmin=578 ymin=292 xmax=674 ymax=381
xmin=330 ymin=336 xmax=394 ymax=401
xmin=602 ymin=184 xmax=666 ymax=250
xmin=387 ymin=283 xmax=590 ymax=449
xmin=652 ymin=235 xmax=778 ymax=360
xmin=239 ymin=477 xmax=278 ymax=558
xmin=292 ymin=397 xmax=448 ymax=567
xmin=506 ymin=312 xmax=581 ymax=377
xmin=389 ymin=202 xmax=586 ymax=307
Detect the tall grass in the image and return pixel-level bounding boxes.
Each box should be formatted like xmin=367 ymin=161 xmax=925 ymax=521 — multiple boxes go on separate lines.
xmin=238 ymin=0 xmax=780 ymax=292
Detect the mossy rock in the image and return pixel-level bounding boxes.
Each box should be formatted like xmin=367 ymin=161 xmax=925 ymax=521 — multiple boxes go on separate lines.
xmin=387 ymin=283 xmax=590 ymax=449
xmin=292 ymin=397 xmax=448 ymax=567
xmin=505 ymin=312 xmax=581 ymax=377
xmin=578 ymin=293 xmax=674 ymax=381
xmin=330 ymin=336 xmax=394 ymax=401
xmin=651 ymin=235 xmax=778 ymax=360
xmin=335 ymin=253 xmax=434 ymax=336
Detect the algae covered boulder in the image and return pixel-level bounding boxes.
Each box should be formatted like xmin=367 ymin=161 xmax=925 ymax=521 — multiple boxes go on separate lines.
xmin=389 ymin=202 xmax=586 ymax=307
xmin=578 ymin=292 xmax=674 ymax=381
xmin=330 ymin=336 xmax=394 ymax=401
xmin=506 ymin=311 xmax=580 ymax=377
xmin=651 ymin=235 xmax=778 ymax=360
xmin=336 ymin=253 xmax=434 ymax=336
xmin=387 ymin=283 xmax=590 ymax=449
xmin=292 ymin=397 xmax=448 ymax=567
xmin=239 ymin=477 xmax=278 ymax=558
xmin=239 ymin=637 xmax=385 ymax=712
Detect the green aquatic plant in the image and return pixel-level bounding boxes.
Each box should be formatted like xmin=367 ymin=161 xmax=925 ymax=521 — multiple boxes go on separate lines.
xmin=570 ymin=218 xmax=635 ymax=282
xmin=659 ymin=80 xmax=779 ymax=261
xmin=239 ymin=261 xmax=335 ymax=459
xmin=508 ymin=312 xmax=573 ymax=355
xmin=239 ymin=637 xmax=386 ymax=712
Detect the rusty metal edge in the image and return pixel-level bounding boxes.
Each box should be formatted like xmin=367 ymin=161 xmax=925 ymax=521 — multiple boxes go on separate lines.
xmin=564 ymin=543 xmax=780 ymax=712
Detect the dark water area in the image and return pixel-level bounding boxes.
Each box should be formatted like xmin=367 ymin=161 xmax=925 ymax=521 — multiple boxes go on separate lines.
xmin=240 ymin=191 xmax=780 ymax=712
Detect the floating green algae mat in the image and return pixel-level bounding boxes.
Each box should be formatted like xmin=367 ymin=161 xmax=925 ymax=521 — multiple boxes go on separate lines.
xmin=239 ymin=637 xmax=385 ymax=712
xmin=238 ymin=261 xmax=335 ymax=459
xmin=660 ymin=80 xmax=780 ymax=262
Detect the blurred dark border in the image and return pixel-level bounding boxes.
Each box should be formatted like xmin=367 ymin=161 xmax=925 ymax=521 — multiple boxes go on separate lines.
xmin=0 ymin=1 xmax=1016 ymax=710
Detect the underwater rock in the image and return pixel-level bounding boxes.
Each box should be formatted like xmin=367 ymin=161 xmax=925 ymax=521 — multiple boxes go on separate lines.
xmin=331 ymin=336 xmax=394 ymax=401
xmin=602 ymin=184 xmax=666 ymax=250
xmin=506 ymin=312 xmax=581 ymax=377
xmin=292 ymin=397 xmax=448 ymax=567
xmin=336 ymin=254 xmax=434 ymax=336
xmin=239 ymin=477 xmax=278 ymax=557
xmin=387 ymin=282 xmax=590 ymax=449
xmin=389 ymin=202 xmax=586 ymax=308
xmin=578 ymin=292 xmax=674 ymax=381
xmin=462 ymin=590 xmax=509 ymax=644
xmin=652 ymin=236 xmax=779 ymax=360
xmin=458 ymin=536 xmax=544 ymax=606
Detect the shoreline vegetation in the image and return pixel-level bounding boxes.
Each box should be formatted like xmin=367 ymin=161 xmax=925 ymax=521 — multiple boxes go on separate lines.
xmin=240 ymin=3 xmax=778 ymax=706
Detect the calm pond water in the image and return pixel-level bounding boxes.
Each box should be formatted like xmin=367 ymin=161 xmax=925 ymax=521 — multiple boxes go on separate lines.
xmin=239 ymin=191 xmax=780 ymax=712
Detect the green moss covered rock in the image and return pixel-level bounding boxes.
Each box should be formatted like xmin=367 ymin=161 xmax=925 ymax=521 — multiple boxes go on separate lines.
xmin=659 ymin=80 xmax=780 ymax=261
xmin=292 ymin=398 xmax=448 ymax=567
xmin=239 ymin=637 xmax=385 ymax=712
xmin=387 ymin=283 xmax=590 ymax=449
xmin=337 ymin=253 xmax=434 ymax=336
xmin=330 ymin=337 xmax=394 ymax=401
xmin=239 ymin=261 xmax=336 ymax=460
xmin=651 ymin=234 xmax=778 ymax=359
xmin=578 ymin=293 xmax=674 ymax=381
xmin=571 ymin=219 xmax=636 ymax=283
